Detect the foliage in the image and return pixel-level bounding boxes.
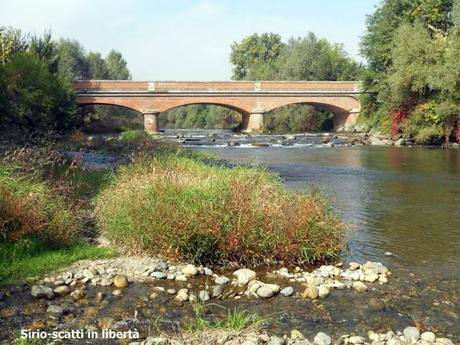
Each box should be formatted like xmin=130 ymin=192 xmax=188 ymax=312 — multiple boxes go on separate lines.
xmin=96 ymin=154 xmax=344 ymax=265
xmin=360 ymin=0 xmax=460 ymax=143
xmin=0 ymin=163 xmax=77 ymax=244
xmin=119 ymin=129 xmax=152 ymax=142
xmin=161 ymin=32 xmax=361 ymax=132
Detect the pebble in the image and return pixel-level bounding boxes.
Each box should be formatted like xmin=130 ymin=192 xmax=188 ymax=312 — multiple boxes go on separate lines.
xmin=256 ymin=285 xmax=275 ymax=298
xmin=385 ymin=251 xmax=394 ymax=256
xmin=352 ymin=281 xmax=368 ymax=293
xmin=280 ymin=286 xmax=294 ymax=297
xmin=318 ymin=285 xmax=330 ymax=299
xmin=302 ymin=287 xmax=319 ymax=300
xmin=166 ymin=289 xmax=176 ymax=295
xmin=198 ymin=290 xmax=210 ymax=302
xmin=53 ymin=285 xmax=70 ymax=296
xmin=233 ymin=268 xmax=257 ymax=286
xmin=70 ymin=289 xmax=86 ymax=301
xmin=181 ymin=264 xmax=199 ymax=276
xmin=215 ymin=276 xmax=230 ymax=285
xmin=420 ymin=332 xmax=436 ymax=342
xmin=314 ymin=332 xmax=331 ymax=345
xmin=112 ymin=289 xmax=122 ymax=296
xmin=151 ymin=271 xmax=167 ymax=279
xmin=31 ymin=285 xmax=54 ymax=299
xmin=291 ymin=329 xmax=304 ymax=339
xmin=349 ymin=336 xmax=366 ymax=344
xmin=403 ymin=327 xmax=420 ymax=342
xmin=176 ymin=288 xmax=189 ymax=301
xmin=113 ymin=274 xmax=129 ymax=288
xmin=212 ymin=285 xmax=224 ymax=298
xmin=46 ymin=305 xmax=65 ymax=317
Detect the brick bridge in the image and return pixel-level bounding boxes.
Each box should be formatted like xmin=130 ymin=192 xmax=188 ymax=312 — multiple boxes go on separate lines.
xmin=73 ymin=80 xmax=361 ymax=133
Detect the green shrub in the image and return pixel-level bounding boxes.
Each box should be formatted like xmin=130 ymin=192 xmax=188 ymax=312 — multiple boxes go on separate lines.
xmin=96 ymin=154 xmax=344 ymax=265
xmin=0 ymin=165 xmax=77 ymax=244
xmin=119 ymin=129 xmax=152 ymax=142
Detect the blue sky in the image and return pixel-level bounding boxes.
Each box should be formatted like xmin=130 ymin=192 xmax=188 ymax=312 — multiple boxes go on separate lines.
xmin=0 ymin=0 xmax=381 ymax=80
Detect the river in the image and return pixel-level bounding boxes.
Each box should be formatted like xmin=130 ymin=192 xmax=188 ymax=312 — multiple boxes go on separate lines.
xmin=194 ymin=144 xmax=460 ymax=337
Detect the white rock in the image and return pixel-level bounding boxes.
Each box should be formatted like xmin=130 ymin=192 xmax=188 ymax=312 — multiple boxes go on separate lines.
xmin=280 ymin=287 xmax=294 ymax=297
xmin=198 ymin=290 xmax=210 ymax=302
xmin=31 ymin=285 xmax=54 ymax=299
xmin=151 ymin=271 xmax=167 ymax=279
xmin=215 ymin=276 xmax=230 ymax=285
xmin=175 ymin=275 xmax=188 ymax=281
xmin=203 ymin=268 xmax=213 ymax=276
xmin=257 ymin=285 xmax=275 ymax=298
xmin=435 ymin=338 xmax=454 ymax=345
xmin=420 ymin=332 xmax=436 ymax=342
xmin=181 ymin=264 xmax=198 ymax=276
xmin=176 ymin=288 xmax=189 ymax=301
xmin=53 ymin=285 xmax=70 ymax=296
xmin=352 ymin=281 xmax=368 ymax=292
xmin=349 ymin=336 xmax=366 ymax=344
xmin=403 ymin=327 xmax=420 ymax=342
xmin=314 ymin=332 xmax=331 ymax=345
xmin=318 ymin=285 xmax=330 ymax=299
xmin=233 ymin=268 xmax=256 ymax=286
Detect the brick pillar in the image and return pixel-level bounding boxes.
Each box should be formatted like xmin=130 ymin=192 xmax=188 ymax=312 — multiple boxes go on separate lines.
xmin=242 ymin=112 xmax=264 ymax=132
xmin=144 ymin=112 xmax=160 ymax=134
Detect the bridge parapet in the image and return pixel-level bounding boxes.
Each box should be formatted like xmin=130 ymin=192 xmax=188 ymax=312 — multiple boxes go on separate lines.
xmin=73 ymin=80 xmax=360 ymax=94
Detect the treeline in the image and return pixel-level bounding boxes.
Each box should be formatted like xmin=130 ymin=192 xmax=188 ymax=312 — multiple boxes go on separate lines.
xmin=162 ymin=32 xmax=361 ymax=132
xmin=360 ymin=0 xmax=460 ymax=144
xmin=0 ymin=27 xmax=132 ymax=132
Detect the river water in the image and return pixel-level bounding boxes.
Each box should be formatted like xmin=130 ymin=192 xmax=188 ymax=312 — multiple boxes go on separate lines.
xmin=195 ymin=145 xmax=460 ymax=338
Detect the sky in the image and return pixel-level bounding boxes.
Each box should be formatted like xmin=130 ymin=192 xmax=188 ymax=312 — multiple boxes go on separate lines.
xmin=0 ymin=0 xmax=381 ymax=80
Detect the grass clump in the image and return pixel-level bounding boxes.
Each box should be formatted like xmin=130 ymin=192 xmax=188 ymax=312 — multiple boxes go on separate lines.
xmin=96 ymin=154 xmax=344 ymax=265
xmin=119 ymin=129 xmax=153 ymax=142
xmin=187 ymin=302 xmax=265 ymax=333
xmin=0 ymin=165 xmax=77 ymax=244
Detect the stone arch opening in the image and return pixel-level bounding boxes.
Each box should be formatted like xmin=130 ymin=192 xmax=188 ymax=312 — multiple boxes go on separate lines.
xmin=266 ymin=101 xmax=357 ymax=132
xmin=78 ymin=103 xmax=143 ymax=133
xmin=159 ymin=103 xmax=244 ymax=131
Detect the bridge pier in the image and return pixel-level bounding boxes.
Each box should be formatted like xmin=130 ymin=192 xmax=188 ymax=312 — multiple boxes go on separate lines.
xmin=144 ymin=112 xmax=160 ymax=134
xmin=242 ymin=112 xmax=264 ymax=132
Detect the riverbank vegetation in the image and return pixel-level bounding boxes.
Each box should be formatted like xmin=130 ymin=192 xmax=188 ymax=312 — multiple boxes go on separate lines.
xmin=96 ymin=152 xmax=344 ymax=265
xmin=360 ymin=0 xmax=460 ymax=144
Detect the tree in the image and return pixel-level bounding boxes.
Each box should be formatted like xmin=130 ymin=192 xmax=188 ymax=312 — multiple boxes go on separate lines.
xmin=105 ymin=50 xmax=131 ymax=80
xmin=87 ymin=52 xmax=109 ymax=79
xmin=56 ymin=39 xmax=89 ymax=80
xmin=230 ymin=33 xmax=284 ymax=80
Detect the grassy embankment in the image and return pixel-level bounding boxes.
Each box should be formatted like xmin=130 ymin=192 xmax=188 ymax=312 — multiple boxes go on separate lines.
xmin=0 ymin=145 xmax=113 ymax=284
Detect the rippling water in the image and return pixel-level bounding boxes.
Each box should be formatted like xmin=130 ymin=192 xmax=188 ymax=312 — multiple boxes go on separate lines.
xmin=199 ymin=146 xmax=460 ymax=274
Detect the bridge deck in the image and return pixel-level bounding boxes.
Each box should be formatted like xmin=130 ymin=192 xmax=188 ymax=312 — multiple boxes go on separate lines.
xmin=73 ymin=80 xmax=360 ymax=94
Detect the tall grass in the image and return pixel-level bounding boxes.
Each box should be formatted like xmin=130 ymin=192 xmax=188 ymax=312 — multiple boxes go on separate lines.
xmin=0 ymin=165 xmax=77 ymax=244
xmin=96 ymin=154 xmax=344 ymax=265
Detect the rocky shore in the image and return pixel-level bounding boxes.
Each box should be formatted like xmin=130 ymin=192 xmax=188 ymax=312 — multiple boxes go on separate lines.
xmin=2 ymin=256 xmax=456 ymax=344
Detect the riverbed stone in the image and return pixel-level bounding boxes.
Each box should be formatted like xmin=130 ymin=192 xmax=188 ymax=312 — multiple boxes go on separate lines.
xmin=314 ymin=332 xmax=331 ymax=345
xmin=352 ymin=281 xmax=368 ymax=292
xmin=144 ymin=337 xmax=168 ymax=345
xmin=198 ymin=290 xmax=210 ymax=302
xmin=291 ymin=329 xmax=304 ymax=339
xmin=113 ymin=274 xmax=129 ymax=288
xmin=166 ymin=289 xmax=176 ymax=295
xmin=233 ymin=269 xmax=256 ymax=286
xmin=46 ymin=305 xmax=65 ymax=317
xmin=280 ymin=287 xmax=294 ymax=297
xmin=349 ymin=336 xmax=366 ymax=344
xmin=421 ymin=332 xmax=436 ymax=342
xmin=215 ymin=276 xmax=230 ymax=285
xmin=368 ymin=297 xmax=385 ymax=311
xmin=176 ymin=288 xmax=189 ymax=301
xmin=403 ymin=327 xmax=420 ymax=342
xmin=182 ymin=264 xmax=199 ymax=276
xmin=212 ymin=285 xmax=224 ymax=298
xmin=70 ymin=289 xmax=86 ymax=301
xmin=31 ymin=285 xmax=54 ymax=299
xmin=53 ymin=285 xmax=70 ymax=297
xmin=318 ymin=285 xmax=330 ymax=299
xmin=256 ymin=285 xmax=275 ymax=298
xmin=151 ymin=271 xmax=167 ymax=279
xmin=302 ymin=287 xmax=319 ymax=300
xmin=435 ymin=338 xmax=455 ymax=345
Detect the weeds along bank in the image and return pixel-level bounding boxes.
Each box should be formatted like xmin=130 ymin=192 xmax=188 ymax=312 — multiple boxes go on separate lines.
xmin=95 ymin=153 xmax=344 ymax=266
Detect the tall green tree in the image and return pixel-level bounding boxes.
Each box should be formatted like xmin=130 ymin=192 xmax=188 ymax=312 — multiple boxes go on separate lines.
xmin=56 ymin=39 xmax=89 ymax=80
xmin=87 ymin=52 xmax=109 ymax=79
xmin=105 ymin=50 xmax=131 ymax=80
